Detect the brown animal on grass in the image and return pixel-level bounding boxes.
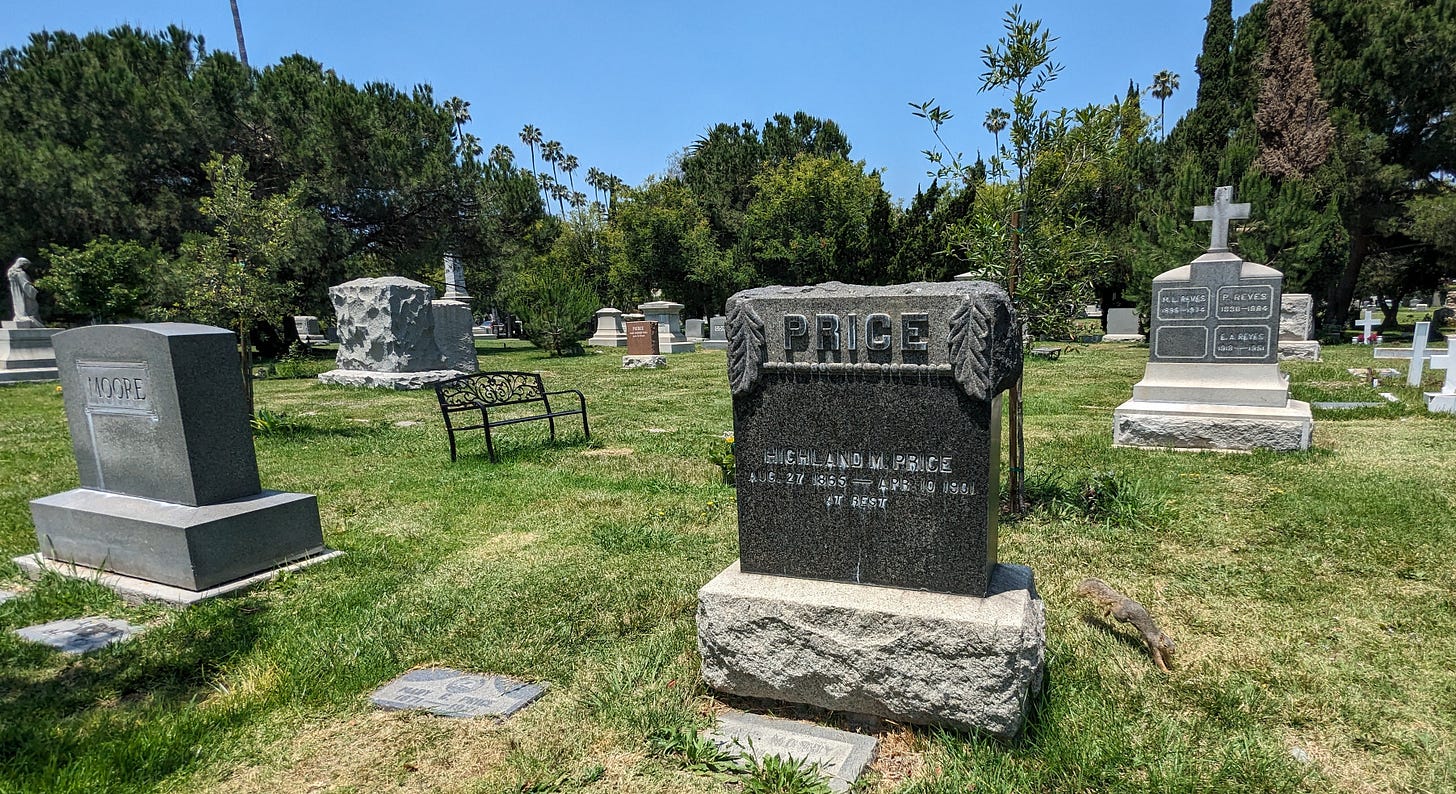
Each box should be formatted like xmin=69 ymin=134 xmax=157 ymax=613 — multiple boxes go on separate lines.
xmin=1076 ymin=578 xmax=1176 ymax=672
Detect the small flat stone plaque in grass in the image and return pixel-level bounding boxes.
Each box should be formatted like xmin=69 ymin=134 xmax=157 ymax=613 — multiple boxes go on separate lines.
xmin=369 ymin=668 xmax=544 ymax=719
xmin=15 ymin=617 xmax=140 ymax=653
xmin=706 ymin=710 xmax=877 ymax=793
xmin=0 ymin=589 xmax=17 ymax=604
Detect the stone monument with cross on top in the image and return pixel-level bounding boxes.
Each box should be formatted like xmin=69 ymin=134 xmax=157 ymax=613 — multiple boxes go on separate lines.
xmin=1114 ymin=186 xmax=1313 ymax=451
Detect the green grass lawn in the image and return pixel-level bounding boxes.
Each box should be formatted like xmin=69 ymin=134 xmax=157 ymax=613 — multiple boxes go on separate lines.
xmin=1 ymin=340 xmax=1453 ymax=793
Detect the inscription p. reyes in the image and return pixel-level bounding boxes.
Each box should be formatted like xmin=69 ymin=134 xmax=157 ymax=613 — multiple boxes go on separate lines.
xmin=784 ymin=312 xmax=930 ymax=352
xmin=75 ymin=361 xmax=156 ymax=416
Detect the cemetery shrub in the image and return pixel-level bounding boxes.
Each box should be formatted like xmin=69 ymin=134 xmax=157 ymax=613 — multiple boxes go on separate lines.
xmin=36 ymin=236 xmax=164 ymax=323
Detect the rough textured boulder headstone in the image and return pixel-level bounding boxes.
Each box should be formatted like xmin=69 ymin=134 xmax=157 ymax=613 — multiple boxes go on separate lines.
xmin=16 ymin=323 xmax=337 ymax=603
xmin=1114 ymin=187 xmax=1313 ymax=451
xmin=697 ymin=280 xmax=1044 ymax=738
xmin=318 ymin=277 xmax=463 ymax=389
xmin=1278 ymin=294 xmax=1321 ymax=361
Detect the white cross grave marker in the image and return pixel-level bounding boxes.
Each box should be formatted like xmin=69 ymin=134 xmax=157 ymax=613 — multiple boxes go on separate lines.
xmin=1192 ymin=186 xmax=1252 ymax=252
xmin=1373 ymin=321 xmax=1434 ymax=387
xmin=1355 ymin=309 xmax=1380 ymax=344
xmin=1428 ymin=335 xmax=1456 ymax=396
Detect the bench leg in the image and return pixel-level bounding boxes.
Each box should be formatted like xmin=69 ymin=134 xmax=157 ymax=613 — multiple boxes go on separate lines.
xmin=581 ymin=411 xmax=590 ymax=441
xmin=547 ymin=415 xmax=557 ymax=443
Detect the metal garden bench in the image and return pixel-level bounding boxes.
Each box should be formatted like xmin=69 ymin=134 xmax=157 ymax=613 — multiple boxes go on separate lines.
xmin=434 ymin=371 xmax=589 ymax=461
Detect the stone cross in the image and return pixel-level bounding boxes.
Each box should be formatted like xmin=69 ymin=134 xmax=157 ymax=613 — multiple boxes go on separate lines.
xmin=1430 ymin=335 xmax=1456 ymax=396
xmin=1356 ymin=309 xmax=1380 ymax=343
xmin=1373 ymin=322 xmax=1433 ymax=387
xmin=1192 ymin=186 xmax=1251 ymax=253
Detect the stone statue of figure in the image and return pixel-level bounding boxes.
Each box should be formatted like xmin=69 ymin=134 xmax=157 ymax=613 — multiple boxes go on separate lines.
xmin=5 ymin=257 xmax=44 ymax=328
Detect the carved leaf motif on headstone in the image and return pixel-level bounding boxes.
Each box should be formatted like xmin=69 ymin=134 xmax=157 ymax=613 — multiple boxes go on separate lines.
xmin=949 ymin=298 xmax=995 ymax=401
xmin=726 ymin=298 xmax=765 ymax=396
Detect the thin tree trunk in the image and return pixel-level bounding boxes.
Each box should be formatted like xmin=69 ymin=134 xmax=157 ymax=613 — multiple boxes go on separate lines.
xmin=230 ymin=0 xmax=250 ymax=68
xmin=1328 ymin=218 xmax=1370 ymax=332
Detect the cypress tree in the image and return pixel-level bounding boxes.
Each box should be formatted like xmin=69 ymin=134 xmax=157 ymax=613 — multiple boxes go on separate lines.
xmin=1254 ymin=0 xmax=1333 ymax=181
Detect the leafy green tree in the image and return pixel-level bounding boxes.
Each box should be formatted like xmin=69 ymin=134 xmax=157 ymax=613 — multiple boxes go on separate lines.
xmin=37 ymin=236 xmax=164 ymax=323
xmin=739 ymin=155 xmax=884 ymax=287
xmin=609 ymin=178 xmax=738 ymax=314
xmin=498 ymin=214 xmax=604 ymax=356
xmin=175 ymin=154 xmax=318 ymax=410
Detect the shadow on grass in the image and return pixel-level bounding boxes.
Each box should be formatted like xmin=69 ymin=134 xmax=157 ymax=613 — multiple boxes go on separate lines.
xmin=0 ymin=598 xmax=271 ymax=791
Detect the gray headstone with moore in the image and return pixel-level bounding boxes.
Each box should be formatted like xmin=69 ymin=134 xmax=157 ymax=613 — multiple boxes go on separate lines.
xmin=18 ymin=323 xmax=333 ymax=601
xmin=698 ymin=280 xmax=1045 ymax=738
xmin=1114 ymin=186 xmax=1313 ymax=451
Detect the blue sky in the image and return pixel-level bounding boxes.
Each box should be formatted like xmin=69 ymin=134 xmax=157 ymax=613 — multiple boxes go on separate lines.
xmin=4 ymin=1 xmax=1256 ymax=203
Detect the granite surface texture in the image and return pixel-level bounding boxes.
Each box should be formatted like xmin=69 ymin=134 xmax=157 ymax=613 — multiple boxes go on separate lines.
xmin=707 ymin=711 xmax=877 ymax=793
xmin=30 ymin=488 xmax=325 ymax=590
xmin=53 ymin=323 xmax=260 ymax=506
xmin=697 ymin=562 xmax=1046 ymax=738
xmin=330 ymin=277 xmax=442 ymax=372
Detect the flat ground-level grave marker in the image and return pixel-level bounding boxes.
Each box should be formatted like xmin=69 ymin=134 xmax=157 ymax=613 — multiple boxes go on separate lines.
xmin=369 ymin=668 xmax=545 ymax=719
xmin=705 ymin=711 xmax=877 ymax=793
xmin=15 ymin=617 xmax=141 ymax=653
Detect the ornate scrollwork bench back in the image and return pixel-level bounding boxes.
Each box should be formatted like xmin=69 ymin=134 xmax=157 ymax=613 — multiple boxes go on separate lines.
xmin=434 ymin=371 xmax=590 ymax=461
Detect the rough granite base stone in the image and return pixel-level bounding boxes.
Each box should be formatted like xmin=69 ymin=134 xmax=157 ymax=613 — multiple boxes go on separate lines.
xmin=1278 ymin=340 xmax=1322 ymax=361
xmin=697 ymin=561 xmax=1046 ymax=738
xmin=1113 ymin=398 xmax=1313 ymax=451
xmin=622 ymin=355 xmax=666 ymax=369
xmin=1101 ymin=334 xmax=1147 ymax=343
xmin=15 ymin=550 xmax=342 ymax=605
xmin=318 ymin=369 xmax=462 ymax=389
xmin=29 ymin=488 xmax=326 ymax=590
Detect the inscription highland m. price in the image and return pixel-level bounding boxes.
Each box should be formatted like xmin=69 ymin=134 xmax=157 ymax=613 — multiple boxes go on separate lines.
xmin=748 ymin=447 xmax=974 ymax=512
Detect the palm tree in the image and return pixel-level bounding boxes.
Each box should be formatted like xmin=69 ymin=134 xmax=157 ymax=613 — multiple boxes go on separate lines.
xmin=585 ymin=167 xmax=605 ymax=206
xmin=984 ymin=107 xmax=1009 ymax=153
xmin=561 ymin=153 xmax=579 ymax=192
xmin=444 ymin=97 xmax=471 ymax=144
xmin=458 ymin=133 xmax=482 ymax=161
xmin=1150 ymin=70 xmax=1180 ymax=138
xmin=489 ymin=144 xmax=514 ymax=167
xmin=518 ymin=124 xmax=542 ymax=183
xmin=541 ymin=140 xmax=565 ymax=215
xmin=229 ymin=0 xmax=249 ymax=68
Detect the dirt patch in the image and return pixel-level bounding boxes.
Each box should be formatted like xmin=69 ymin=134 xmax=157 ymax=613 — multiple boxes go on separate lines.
xmin=581 ymin=448 xmax=635 ymax=457
xmin=210 ymin=711 xmax=509 ymax=794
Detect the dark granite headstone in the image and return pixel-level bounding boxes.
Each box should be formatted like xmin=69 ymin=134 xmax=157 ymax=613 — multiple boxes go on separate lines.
xmin=1150 ymin=254 xmax=1282 ymax=364
xmin=726 ymin=282 xmax=1020 ymax=596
